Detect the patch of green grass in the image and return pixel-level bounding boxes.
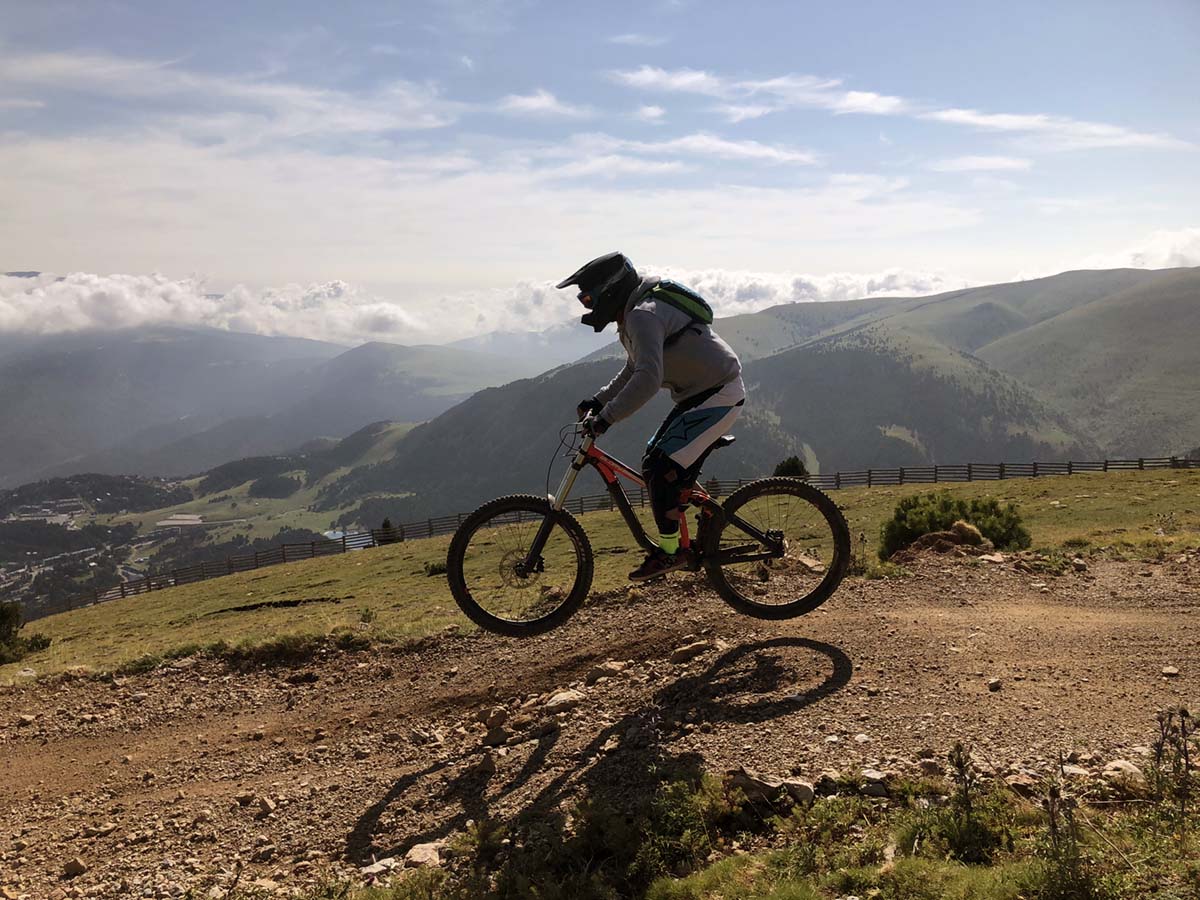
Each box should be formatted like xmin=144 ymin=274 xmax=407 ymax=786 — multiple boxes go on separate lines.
xmin=5 ymin=470 xmax=1197 ymax=682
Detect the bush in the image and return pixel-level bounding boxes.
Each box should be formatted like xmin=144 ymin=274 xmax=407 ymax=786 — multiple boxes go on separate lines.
xmin=880 ymin=491 xmax=1031 ymax=559
xmin=0 ymin=600 xmax=52 ymax=664
xmin=896 ymin=743 xmax=1012 ymax=865
xmin=774 ymin=455 xmax=809 ymax=478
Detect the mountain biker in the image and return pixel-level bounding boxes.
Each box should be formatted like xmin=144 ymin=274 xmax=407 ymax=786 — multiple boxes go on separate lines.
xmin=556 ymin=251 xmax=744 ymax=582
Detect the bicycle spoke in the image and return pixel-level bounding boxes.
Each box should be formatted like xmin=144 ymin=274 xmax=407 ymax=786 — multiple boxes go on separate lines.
xmin=715 ymin=487 xmax=839 ymax=607
xmin=458 ymin=510 xmax=582 ymax=624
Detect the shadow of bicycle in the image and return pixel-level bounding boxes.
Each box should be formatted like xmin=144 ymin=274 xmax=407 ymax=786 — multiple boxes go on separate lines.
xmin=345 ymin=635 xmax=852 ymax=865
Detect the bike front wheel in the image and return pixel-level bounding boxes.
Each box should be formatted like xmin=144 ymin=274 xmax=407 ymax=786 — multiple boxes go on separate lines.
xmin=703 ymin=477 xmax=850 ymax=618
xmin=447 ymin=494 xmax=594 ymax=637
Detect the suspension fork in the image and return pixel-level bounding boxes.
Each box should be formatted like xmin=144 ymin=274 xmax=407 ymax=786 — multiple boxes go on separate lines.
xmin=521 ymin=434 xmax=593 ymax=572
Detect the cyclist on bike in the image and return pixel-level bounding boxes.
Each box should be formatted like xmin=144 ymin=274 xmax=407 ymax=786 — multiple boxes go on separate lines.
xmin=557 ymin=251 xmax=744 ymax=582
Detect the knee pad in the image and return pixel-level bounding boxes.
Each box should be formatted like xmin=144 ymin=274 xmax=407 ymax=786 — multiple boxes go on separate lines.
xmin=643 ymin=450 xmax=691 ymax=530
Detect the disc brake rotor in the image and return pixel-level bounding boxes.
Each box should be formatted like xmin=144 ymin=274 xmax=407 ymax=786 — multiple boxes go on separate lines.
xmin=499 ymin=549 xmax=542 ymax=590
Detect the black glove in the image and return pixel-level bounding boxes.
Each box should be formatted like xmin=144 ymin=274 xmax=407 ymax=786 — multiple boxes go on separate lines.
xmin=582 ymin=412 xmax=610 ymax=438
xmin=577 ymin=397 xmax=603 ymax=420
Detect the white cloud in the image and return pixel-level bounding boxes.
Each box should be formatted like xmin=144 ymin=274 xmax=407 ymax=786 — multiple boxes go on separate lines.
xmin=634 ymin=133 xmax=817 ymax=164
xmin=634 ymin=104 xmax=666 ymax=122
xmin=461 ymin=55 xmax=475 ymax=71
xmin=572 ymin=132 xmax=818 ymax=165
xmin=0 ymin=265 xmax=967 ymax=346
xmin=497 ymin=88 xmax=590 ymax=118
xmin=0 ymin=98 xmax=45 ymax=110
xmin=0 ymin=272 xmax=421 ymax=344
xmin=611 ymin=65 xmax=1189 ymax=152
xmin=921 ymin=107 xmax=1192 ymax=151
xmin=609 ymin=66 xmax=730 ymax=97
xmin=930 ymin=155 xmax=1032 ymax=172
xmin=715 ymin=104 xmax=775 ymax=123
xmin=543 ymin=155 xmax=689 ymax=178
xmin=609 ymin=33 xmax=669 ymax=46
xmin=653 ymin=266 xmax=970 ymax=316
xmin=0 ymin=49 xmax=459 ymax=145
xmin=1081 ymin=226 xmax=1200 ymax=269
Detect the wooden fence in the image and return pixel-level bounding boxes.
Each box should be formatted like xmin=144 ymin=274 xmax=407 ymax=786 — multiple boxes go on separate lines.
xmin=92 ymin=455 xmax=1196 ymax=604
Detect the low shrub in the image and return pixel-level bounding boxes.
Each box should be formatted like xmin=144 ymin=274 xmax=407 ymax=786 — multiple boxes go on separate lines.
xmin=0 ymin=600 xmax=52 ymax=665
xmin=880 ymin=491 xmax=1031 ymax=559
xmin=773 ymin=455 xmax=809 ymax=478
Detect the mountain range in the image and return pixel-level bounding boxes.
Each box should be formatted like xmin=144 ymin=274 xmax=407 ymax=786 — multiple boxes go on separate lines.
xmin=2 ymin=266 xmax=1196 ymax=527
xmin=0 ymin=327 xmax=545 ymax=488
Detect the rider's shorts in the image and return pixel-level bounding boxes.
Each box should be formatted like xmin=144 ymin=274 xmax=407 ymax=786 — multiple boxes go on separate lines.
xmin=646 ymin=376 xmax=746 ymax=471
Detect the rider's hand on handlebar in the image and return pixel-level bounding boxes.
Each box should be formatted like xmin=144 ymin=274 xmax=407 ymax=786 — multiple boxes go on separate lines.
xmin=576 ymin=397 xmax=603 ymax=421
xmin=581 ymin=412 xmax=610 ymax=438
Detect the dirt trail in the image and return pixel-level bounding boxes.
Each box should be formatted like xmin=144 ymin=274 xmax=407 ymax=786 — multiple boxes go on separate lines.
xmin=1 ymin=554 xmax=1198 ymax=898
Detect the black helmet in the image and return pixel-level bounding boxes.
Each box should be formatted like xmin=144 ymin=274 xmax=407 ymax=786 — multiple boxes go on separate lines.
xmin=556 ymin=251 xmax=639 ymax=332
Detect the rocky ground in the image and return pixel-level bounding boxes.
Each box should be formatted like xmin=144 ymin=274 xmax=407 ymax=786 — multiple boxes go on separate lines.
xmin=1 ymin=551 xmax=1198 ymax=899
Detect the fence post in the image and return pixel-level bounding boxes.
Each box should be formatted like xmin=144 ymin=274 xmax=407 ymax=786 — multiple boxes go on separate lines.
xmin=1032 ymin=462 xmax=1038 ymax=478
xmin=933 ymin=466 xmax=939 ymax=483
xmin=1138 ymin=458 xmax=1144 ymax=470
xmin=254 ymin=551 xmax=261 ymax=568
xmin=342 ymin=535 xmax=348 ymax=553
xmin=967 ymin=463 xmax=973 ymax=481
xmin=999 ymin=463 xmax=1005 ymax=480
xmin=1103 ymin=459 xmax=1109 ymax=472
xmin=899 ymin=467 xmax=905 ymax=485
xmin=1067 ymin=461 xmax=1073 ymax=475
xmin=120 ymin=582 xmax=128 ymax=598
xmin=834 ymin=471 xmax=841 ymax=489
xmin=867 ymin=469 xmax=873 ymax=487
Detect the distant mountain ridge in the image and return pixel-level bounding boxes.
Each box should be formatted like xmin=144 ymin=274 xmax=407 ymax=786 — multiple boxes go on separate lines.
xmin=311 ymin=267 xmax=1193 ymax=526
xmin=2 ymin=266 xmax=1195 ymax=519
xmin=0 ymin=326 xmax=547 ymax=487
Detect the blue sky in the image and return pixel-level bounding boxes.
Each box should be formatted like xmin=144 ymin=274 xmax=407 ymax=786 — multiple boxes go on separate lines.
xmin=0 ymin=0 xmax=1197 ymax=342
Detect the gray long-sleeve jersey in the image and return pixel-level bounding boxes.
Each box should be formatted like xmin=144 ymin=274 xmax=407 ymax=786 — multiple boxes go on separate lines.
xmin=594 ymin=276 xmax=742 ymax=425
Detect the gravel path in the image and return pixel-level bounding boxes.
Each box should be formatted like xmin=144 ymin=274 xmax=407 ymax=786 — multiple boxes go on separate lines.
xmin=1 ymin=552 xmax=1197 ymax=898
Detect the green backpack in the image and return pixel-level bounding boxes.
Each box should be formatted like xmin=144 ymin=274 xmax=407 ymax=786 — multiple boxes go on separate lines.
xmin=647 ymin=280 xmax=714 ymax=346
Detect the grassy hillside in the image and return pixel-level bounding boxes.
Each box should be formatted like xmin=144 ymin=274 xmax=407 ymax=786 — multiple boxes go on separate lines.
xmin=977 ymin=268 xmax=1200 ymax=454
xmin=105 ymin=421 xmax=419 ymax=543
xmin=747 ymin=321 xmax=1099 ymax=470
xmin=319 ymin=315 xmax=1102 ymax=526
xmin=313 ymin=359 xmax=800 ymax=527
xmin=7 ymin=468 xmax=1195 ymax=681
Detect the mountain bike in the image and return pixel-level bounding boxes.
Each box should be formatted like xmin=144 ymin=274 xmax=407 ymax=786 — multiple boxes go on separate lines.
xmin=446 ymin=425 xmax=850 ymax=637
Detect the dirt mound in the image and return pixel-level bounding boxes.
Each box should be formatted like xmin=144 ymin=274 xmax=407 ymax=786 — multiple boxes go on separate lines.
xmin=1 ymin=555 xmax=1197 ymax=897
xmin=889 ymin=519 xmax=995 ymax=562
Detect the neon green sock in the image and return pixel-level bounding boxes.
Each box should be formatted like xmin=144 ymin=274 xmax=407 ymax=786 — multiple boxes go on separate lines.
xmin=658 ymin=531 xmax=680 ymax=555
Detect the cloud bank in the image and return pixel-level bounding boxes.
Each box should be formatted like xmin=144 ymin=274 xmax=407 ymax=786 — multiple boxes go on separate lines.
xmin=0 ymin=266 xmax=966 ymax=347
xmin=4 ymin=227 xmax=1194 ymax=347
xmin=1081 ymin=226 xmax=1200 ymax=270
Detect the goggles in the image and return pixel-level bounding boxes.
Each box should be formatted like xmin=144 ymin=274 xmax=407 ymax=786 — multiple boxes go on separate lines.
xmin=577 ymin=291 xmax=594 ymax=309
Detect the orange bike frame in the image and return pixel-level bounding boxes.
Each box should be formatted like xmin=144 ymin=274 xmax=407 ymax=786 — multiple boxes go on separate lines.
xmin=548 ymin=432 xmax=716 ymax=554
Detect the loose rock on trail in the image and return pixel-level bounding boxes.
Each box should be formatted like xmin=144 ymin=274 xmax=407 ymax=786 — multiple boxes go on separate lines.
xmin=1 ymin=553 xmax=1197 ymax=898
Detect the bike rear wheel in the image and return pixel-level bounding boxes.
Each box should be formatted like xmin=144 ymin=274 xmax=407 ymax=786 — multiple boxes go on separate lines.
xmin=703 ymin=477 xmax=850 ymax=618
xmin=447 ymin=494 xmax=594 ymax=637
